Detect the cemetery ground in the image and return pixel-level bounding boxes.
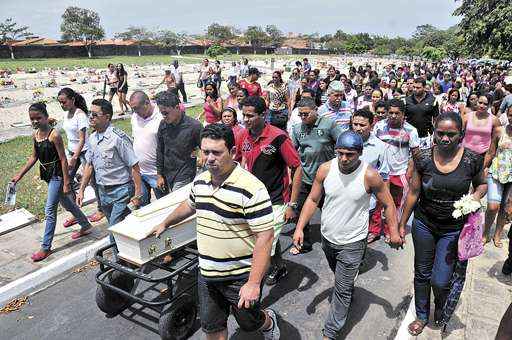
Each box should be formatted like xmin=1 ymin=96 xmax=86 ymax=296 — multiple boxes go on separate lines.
xmin=0 ymin=54 xmax=305 ymax=72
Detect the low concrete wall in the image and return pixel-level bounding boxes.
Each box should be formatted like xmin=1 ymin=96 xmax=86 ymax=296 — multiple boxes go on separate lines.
xmin=0 ymin=44 xmax=334 ymax=59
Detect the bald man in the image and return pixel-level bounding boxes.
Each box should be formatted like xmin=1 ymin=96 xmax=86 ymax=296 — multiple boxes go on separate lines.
xmin=129 ymin=91 xmax=164 ymax=206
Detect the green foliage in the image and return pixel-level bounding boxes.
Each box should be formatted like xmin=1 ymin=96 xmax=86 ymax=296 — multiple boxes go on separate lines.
xmin=154 ymin=30 xmax=186 ymax=47
xmin=114 ymin=26 xmax=154 ymax=43
xmin=422 ymin=46 xmax=447 ymax=61
xmin=206 ymin=44 xmax=228 ymax=58
xmin=60 ymin=6 xmax=105 ymax=58
xmin=454 ymin=0 xmax=512 ymax=60
xmin=265 ymin=25 xmax=284 ymax=47
xmin=207 ymin=23 xmax=234 ymax=42
xmin=245 ymin=26 xmax=269 ymax=47
xmin=0 ymin=18 xmax=32 ymax=45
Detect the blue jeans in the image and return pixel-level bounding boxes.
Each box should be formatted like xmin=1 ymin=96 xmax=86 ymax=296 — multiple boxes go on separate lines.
xmin=140 ymin=174 xmax=166 ymax=207
xmin=42 ymin=176 xmax=91 ymax=251
xmin=67 ymin=150 xmax=102 ymax=212
xmin=98 ymin=182 xmax=134 ymax=226
xmin=411 ymin=218 xmax=467 ymax=322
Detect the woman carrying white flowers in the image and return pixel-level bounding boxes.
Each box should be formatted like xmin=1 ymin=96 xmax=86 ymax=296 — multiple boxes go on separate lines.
xmin=398 ymin=112 xmax=487 ymax=336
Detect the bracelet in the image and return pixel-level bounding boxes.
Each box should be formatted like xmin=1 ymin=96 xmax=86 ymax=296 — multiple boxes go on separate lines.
xmin=132 ymin=194 xmax=143 ymax=200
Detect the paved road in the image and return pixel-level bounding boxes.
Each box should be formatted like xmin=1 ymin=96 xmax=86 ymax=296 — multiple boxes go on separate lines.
xmin=1 ymin=223 xmax=414 ymax=340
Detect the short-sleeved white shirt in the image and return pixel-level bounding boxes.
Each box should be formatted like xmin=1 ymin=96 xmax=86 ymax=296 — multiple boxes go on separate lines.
xmin=131 ymin=105 xmax=162 ymax=176
xmin=62 ymin=108 xmax=89 ymax=154
xmin=373 ymin=119 xmax=420 ymax=175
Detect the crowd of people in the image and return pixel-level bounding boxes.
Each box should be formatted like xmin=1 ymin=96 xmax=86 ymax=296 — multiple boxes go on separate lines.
xmin=9 ymin=56 xmax=512 ymax=339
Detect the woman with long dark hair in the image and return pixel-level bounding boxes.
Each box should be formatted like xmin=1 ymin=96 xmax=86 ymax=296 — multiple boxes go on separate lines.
xmin=266 ymin=70 xmax=289 ymax=130
xmin=399 ymin=112 xmax=487 ymax=335
xmin=197 ymin=82 xmax=223 ymax=124
xmin=58 ymin=87 xmax=104 ymax=225
xmin=11 ymin=103 xmax=93 ymax=261
xmin=116 ymin=63 xmax=130 ymax=115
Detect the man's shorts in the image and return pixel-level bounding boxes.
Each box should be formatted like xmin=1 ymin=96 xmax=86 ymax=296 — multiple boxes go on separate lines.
xmin=198 ymin=274 xmax=265 ymax=334
xmin=109 ymin=87 xmax=117 ymax=96
xmin=271 ymin=204 xmax=287 ymax=256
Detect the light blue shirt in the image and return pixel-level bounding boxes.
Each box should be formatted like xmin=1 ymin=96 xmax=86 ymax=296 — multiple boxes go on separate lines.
xmin=86 ymin=124 xmax=138 ymax=186
xmin=361 ymin=133 xmax=390 ymax=210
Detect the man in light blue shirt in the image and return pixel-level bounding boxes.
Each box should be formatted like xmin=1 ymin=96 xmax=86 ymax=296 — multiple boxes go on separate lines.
xmin=317 ymin=81 xmax=352 ymax=128
xmin=351 ymin=108 xmax=390 ymax=244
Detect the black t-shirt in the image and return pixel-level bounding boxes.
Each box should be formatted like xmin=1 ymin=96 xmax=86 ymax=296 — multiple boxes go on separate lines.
xmin=405 ymin=93 xmax=439 ymax=138
xmin=413 ymin=147 xmax=483 ymax=232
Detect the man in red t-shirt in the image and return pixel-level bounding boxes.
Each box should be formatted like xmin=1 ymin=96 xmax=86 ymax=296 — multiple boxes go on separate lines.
xmin=239 ymin=67 xmax=263 ymax=97
xmin=237 ymin=96 xmax=302 ymax=286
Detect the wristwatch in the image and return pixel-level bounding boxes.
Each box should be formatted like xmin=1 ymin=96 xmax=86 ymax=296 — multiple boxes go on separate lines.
xmin=289 ymin=202 xmax=298 ymax=210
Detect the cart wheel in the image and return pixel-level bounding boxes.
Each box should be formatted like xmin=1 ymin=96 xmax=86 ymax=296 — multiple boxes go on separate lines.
xmin=96 ymin=271 xmax=135 ymax=316
xmin=159 ymin=294 xmax=197 ymax=340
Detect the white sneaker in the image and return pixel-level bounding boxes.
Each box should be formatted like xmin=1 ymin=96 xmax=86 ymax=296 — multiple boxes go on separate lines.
xmin=262 ymin=308 xmax=280 ymax=340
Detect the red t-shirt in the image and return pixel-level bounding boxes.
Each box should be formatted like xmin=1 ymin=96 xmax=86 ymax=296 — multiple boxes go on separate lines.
xmin=237 ymin=124 xmax=300 ymax=204
xmin=239 ymin=79 xmax=263 ymax=97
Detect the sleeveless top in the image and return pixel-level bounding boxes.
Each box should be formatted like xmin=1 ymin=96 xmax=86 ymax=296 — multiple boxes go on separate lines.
xmin=321 ymin=159 xmax=370 ymax=245
xmin=204 ymin=100 xmax=221 ymax=124
xmin=462 ymin=111 xmax=493 ymax=155
xmin=34 ymin=129 xmax=63 ymax=182
xmin=490 ymin=127 xmax=512 ymax=184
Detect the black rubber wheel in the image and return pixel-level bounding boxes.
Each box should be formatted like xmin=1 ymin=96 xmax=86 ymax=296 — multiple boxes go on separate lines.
xmin=159 ymin=294 xmax=197 ymax=340
xmin=95 ymin=271 xmax=135 ymax=316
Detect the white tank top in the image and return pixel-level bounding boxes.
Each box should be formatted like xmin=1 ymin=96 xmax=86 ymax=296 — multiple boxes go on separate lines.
xmin=321 ymin=159 xmax=370 ymax=245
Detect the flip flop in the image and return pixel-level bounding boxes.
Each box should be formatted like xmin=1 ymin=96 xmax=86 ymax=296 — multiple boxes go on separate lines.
xmin=71 ymin=227 xmax=93 ymax=240
xmin=31 ymin=250 xmax=51 ymax=262
xmin=408 ymin=319 xmax=427 ymax=336
xmin=63 ymin=217 xmax=78 ymax=228
xmin=87 ymin=212 xmax=105 ymax=223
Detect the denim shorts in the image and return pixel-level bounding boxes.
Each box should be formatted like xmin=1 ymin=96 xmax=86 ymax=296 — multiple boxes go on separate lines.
xmin=197 ymin=274 xmax=265 ymax=334
xmin=487 ymin=174 xmax=512 ymax=204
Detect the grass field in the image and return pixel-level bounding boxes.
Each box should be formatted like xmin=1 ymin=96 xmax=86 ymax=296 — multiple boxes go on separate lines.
xmin=0 ymin=105 xmax=203 ymax=219
xmin=0 ymin=53 xmax=309 ymax=71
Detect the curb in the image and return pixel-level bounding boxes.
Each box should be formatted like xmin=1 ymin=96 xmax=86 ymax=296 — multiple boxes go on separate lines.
xmin=394 ymin=295 xmax=415 ymax=340
xmin=0 ymin=236 xmax=109 ymax=306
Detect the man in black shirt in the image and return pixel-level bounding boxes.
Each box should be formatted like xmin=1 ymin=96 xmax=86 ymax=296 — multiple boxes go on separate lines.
xmin=405 ymin=78 xmax=439 ymax=149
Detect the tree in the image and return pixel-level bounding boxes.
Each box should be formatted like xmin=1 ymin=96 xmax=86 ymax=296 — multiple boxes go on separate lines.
xmin=60 ymin=6 xmax=105 ymax=58
xmin=422 ymin=46 xmax=447 ymax=61
xmin=265 ymin=25 xmax=284 ymax=47
xmin=114 ymin=26 xmax=154 ymax=56
xmin=244 ymin=26 xmax=268 ymax=47
xmin=0 ymin=18 xmax=32 ymax=59
xmin=454 ymin=0 xmax=512 ymax=59
xmin=206 ymin=43 xmax=228 ymax=58
xmin=155 ymin=30 xmax=186 ymax=47
xmin=206 ymin=23 xmax=234 ymax=43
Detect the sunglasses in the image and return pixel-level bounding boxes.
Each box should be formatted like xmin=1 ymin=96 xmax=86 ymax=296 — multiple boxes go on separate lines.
xmin=90 ymin=112 xmax=106 ymax=118
xmin=478 ymin=101 xmax=488 ymax=105
xmin=298 ymin=111 xmax=312 ymax=117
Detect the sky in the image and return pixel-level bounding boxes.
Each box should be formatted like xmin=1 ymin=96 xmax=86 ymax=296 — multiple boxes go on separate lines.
xmin=0 ymin=0 xmax=461 ymax=39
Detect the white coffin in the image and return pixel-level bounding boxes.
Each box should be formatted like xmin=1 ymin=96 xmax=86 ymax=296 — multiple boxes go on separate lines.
xmin=109 ymin=183 xmax=196 ymax=266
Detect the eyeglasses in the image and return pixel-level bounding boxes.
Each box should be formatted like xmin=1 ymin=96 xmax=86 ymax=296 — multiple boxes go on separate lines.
xmin=90 ymin=112 xmax=106 ymax=118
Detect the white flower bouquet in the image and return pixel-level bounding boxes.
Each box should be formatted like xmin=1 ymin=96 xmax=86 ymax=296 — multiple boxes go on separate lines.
xmin=452 ymin=194 xmax=482 ymax=219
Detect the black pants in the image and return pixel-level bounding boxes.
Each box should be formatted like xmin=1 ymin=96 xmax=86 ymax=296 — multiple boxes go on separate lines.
xmin=296 ymin=181 xmax=324 ymax=251
xmin=177 ymin=81 xmax=187 ymax=102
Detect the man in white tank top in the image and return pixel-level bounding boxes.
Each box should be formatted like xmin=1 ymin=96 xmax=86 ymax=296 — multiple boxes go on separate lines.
xmin=292 ymin=131 xmax=404 ymax=340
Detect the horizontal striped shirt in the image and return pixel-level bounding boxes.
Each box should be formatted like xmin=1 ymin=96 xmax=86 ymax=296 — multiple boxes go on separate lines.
xmin=188 ymin=164 xmax=274 ymax=281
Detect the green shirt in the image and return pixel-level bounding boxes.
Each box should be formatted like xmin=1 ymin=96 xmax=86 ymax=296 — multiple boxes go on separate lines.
xmin=291 ymin=116 xmax=344 ymax=185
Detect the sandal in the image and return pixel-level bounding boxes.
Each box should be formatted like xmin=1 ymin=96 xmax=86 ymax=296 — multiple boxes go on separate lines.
xmin=87 ymin=211 xmax=105 ymax=223
xmin=31 ymin=249 xmax=51 ymax=262
xmin=289 ymin=244 xmax=312 ymax=255
xmin=71 ymin=226 xmax=93 ymax=240
xmin=408 ymin=319 xmax=427 ymax=336
xmin=63 ymin=217 xmax=78 ymax=228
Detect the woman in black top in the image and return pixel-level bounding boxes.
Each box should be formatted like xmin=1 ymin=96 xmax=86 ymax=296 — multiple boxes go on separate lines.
xmin=399 ymin=111 xmax=487 ymax=335
xmin=11 ymin=103 xmax=92 ymax=262
xmin=116 ymin=63 xmax=130 ymax=115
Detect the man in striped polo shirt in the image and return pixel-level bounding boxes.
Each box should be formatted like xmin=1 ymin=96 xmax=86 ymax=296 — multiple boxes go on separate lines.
xmin=150 ymin=124 xmax=280 ymax=340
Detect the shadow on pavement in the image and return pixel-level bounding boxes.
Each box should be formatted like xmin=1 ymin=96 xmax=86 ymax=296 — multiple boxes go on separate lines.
xmin=229 ymin=316 xmax=302 ymax=340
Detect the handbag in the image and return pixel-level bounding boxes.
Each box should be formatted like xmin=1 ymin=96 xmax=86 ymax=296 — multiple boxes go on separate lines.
xmin=197 ymin=79 xmax=203 ymax=88
xmin=458 ymin=211 xmax=484 ymax=261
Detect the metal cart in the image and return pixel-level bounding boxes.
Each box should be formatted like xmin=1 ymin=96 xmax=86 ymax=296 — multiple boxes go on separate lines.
xmin=94 ymin=242 xmax=199 ymax=340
